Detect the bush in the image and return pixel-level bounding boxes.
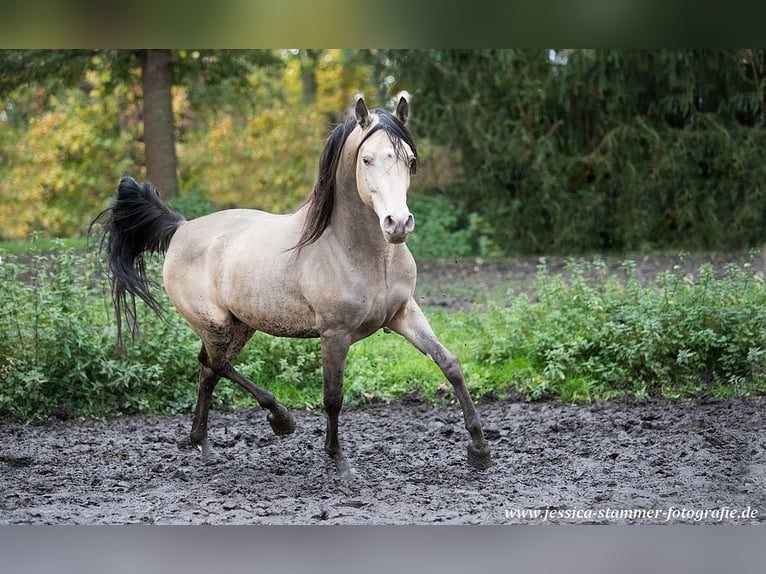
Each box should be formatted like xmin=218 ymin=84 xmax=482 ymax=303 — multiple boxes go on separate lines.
xmin=406 ymin=193 xmax=502 ymax=259
xmin=391 ymin=50 xmax=766 ymax=255
xmin=0 ymin=245 xmax=189 ymax=419
xmin=168 ymin=191 xmax=218 ymax=220
xmin=463 ymin=256 xmax=766 ymax=401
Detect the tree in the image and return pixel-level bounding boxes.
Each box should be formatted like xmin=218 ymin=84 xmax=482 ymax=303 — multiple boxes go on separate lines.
xmin=299 ymin=49 xmax=321 ymax=104
xmin=138 ymin=50 xmax=179 ymax=198
xmin=384 ymin=49 xmax=766 ymax=253
xmin=0 ymin=49 xmax=281 ymax=200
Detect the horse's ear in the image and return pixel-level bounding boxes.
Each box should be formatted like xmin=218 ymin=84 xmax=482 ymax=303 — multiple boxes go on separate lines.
xmin=394 ymin=96 xmax=409 ymax=125
xmin=355 ymin=96 xmax=371 ymax=129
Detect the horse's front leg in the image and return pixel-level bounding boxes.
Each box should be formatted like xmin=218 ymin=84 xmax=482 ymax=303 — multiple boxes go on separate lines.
xmin=320 ymin=331 xmax=353 ymax=481
xmin=388 ymin=299 xmax=492 ymax=470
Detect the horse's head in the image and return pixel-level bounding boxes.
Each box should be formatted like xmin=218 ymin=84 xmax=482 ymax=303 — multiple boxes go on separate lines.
xmin=354 ymin=96 xmax=417 ymax=244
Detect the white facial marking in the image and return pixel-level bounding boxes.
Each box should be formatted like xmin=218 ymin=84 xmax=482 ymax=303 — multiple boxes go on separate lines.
xmin=356 ymin=128 xmax=415 ymax=243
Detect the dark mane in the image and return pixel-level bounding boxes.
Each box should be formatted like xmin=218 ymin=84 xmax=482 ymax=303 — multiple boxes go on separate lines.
xmin=293 ymin=108 xmax=418 ymax=251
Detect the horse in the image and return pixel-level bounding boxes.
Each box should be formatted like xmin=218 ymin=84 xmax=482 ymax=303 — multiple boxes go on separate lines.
xmin=94 ymin=96 xmax=492 ymax=480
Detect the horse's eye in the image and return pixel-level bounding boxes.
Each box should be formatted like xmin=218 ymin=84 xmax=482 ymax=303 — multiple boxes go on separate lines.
xmin=362 ymin=157 xmax=373 ymax=166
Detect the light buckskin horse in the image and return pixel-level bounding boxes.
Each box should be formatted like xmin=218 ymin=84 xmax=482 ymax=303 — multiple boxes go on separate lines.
xmin=95 ymin=96 xmax=492 ymax=479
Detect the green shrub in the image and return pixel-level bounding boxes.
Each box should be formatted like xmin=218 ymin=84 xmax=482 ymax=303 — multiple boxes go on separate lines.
xmin=0 ymin=245 xmax=192 ymax=419
xmin=406 ymin=193 xmax=502 ymax=259
xmin=168 ymin=191 xmax=218 ymax=220
xmin=463 ymin=256 xmax=766 ymax=401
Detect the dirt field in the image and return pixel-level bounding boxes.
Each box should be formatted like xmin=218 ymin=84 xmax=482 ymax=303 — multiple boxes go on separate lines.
xmin=1 ymin=254 xmax=765 ymax=524
xmin=1 ymin=394 xmax=764 ymax=524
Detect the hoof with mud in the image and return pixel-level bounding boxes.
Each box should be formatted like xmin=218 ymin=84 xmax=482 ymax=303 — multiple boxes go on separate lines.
xmin=467 ymin=443 xmax=493 ymax=470
xmin=183 ymin=436 xmax=220 ymax=463
xmin=267 ymin=408 xmax=296 ymax=436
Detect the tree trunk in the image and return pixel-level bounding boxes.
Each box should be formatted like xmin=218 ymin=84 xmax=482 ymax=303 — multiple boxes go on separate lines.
xmin=300 ymin=49 xmax=321 ymax=104
xmin=138 ymin=49 xmax=179 ymax=199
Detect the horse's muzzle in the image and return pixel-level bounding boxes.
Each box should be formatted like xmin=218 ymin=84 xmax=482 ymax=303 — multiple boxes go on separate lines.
xmin=382 ymin=213 xmax=415 ymax=243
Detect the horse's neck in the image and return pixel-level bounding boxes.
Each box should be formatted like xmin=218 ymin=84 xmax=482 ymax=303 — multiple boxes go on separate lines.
xmin=310 ymin=131 xmax=414 ymax=288
xmin=331 ymin=150 xmax=391 ymax=257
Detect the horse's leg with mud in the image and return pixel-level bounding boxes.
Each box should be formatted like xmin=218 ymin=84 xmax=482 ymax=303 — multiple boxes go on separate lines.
xmin=187 ymin=344 xmax=221 ymax=460
xmin=320 ymin=332 xmax=353 ymax=480
xmin=387 ymin=299 xmax=492 ymax=470
xmin=189 ymin=321 xmax=295 ymax=460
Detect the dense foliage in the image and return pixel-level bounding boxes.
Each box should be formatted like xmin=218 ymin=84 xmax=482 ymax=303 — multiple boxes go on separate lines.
xmin=3 ymin=50 xmax=766 ymax=255
xmin=0 ymin=50 xmax=373 ymax=239
xmin=463 ymin=258 xmax=766 ymax=401
xmin=1 ymin=247 xmax=763 ymax=421
xmin=387 ymin=49 xmax=766 ymax=253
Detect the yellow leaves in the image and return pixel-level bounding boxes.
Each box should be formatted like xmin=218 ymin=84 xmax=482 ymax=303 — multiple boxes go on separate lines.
xmin=0 ymin=86 xmax=133 ymax=240
xmin=178 ymin=103 xmax=325 ymax=212
xmin=171 ymin=85 xmax=190 ymax=128
xmin=0 ymin=51 xmax=425 ymax=240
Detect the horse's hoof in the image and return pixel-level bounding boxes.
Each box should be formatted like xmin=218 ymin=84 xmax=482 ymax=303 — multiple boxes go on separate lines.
xmin=176 ymin=437 xmax=195 ymax=451
xmin=178 ymin=436 xmax=212 ymax=455
xmin=467 ymin=443 xmax=493 ymax=470
xmin=190 ymin=437 xmax=218 ymax=461
xmin=267 ymin=409 xmax=296 ymax=436
xmin=202 ymin=451 xmax=223 ymax=466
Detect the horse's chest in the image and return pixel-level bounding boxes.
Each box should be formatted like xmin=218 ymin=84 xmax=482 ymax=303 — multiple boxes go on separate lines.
xmin=302 ymin=249 xmax=415 ymax=335
xmin=356 ymin=282 xmax=410 ymax=331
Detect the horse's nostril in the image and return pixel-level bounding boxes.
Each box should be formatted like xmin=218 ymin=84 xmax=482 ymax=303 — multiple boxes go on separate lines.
xmin=382 ymin=214 xmax=414 ymax=237
xmin=383 ymin=215 xmax=396 ymax=233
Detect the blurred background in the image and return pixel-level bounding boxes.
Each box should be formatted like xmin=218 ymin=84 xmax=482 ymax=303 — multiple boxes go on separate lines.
xmin=2 ymin=49 xmax=766 ymax=258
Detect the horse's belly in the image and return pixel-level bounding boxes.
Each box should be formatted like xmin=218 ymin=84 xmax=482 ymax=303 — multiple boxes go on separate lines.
xmin=227 ymin=285 xmax=320 ymax=339
xmin=249 ymin=319 xmax=319 ymax=339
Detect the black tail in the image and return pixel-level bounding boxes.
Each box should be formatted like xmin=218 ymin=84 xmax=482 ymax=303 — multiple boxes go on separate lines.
xmin=92 ymin=175 xmax=185 ymax=345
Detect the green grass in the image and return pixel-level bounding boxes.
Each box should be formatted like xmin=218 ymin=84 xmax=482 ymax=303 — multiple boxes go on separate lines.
xmin=1 ymin=247 xmax=765 ymax=422
xmin=0 ymin=236 xmax=88 ymax=255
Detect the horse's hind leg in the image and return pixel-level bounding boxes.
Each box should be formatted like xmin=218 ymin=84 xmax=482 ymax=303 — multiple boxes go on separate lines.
xmin=188 ymin=320 xmax=296 ymax=461
xmin=202 ymin=320 xmax=296 ymax=437
xmin=188 ymin=345 xmax=221 ymax=459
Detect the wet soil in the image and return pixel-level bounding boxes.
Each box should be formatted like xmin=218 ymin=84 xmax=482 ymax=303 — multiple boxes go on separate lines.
xmin=1 ymin=395 xmax=764 ymax=524
xmin=1 ymin=254 xmax=765 ymax=524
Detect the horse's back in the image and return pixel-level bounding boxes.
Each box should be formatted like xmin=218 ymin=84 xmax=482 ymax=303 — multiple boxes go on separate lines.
xmin=167 ymin=208 xmax=301 ymax=261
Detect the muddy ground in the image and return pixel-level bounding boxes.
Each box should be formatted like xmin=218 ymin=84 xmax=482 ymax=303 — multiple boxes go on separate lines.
xmin=1 ymin=254 xmax=765 ymax=524
xmin=1 ymin=396 xmax=764 ymax=524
